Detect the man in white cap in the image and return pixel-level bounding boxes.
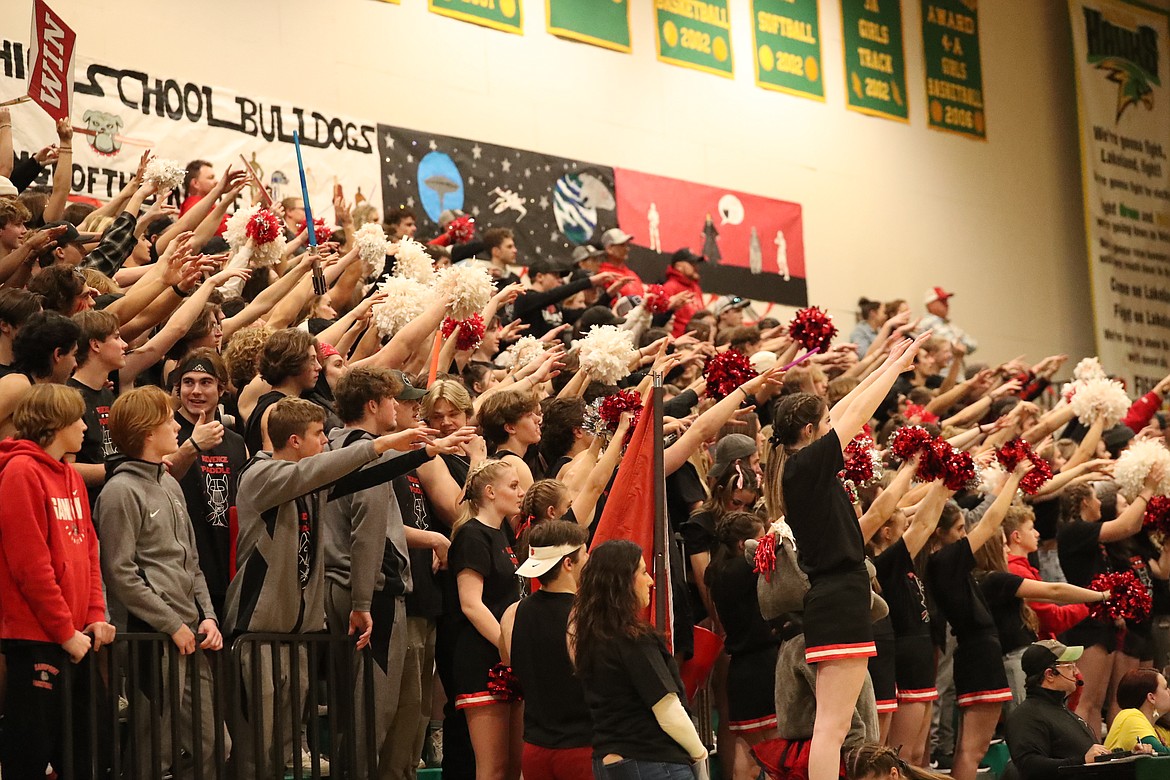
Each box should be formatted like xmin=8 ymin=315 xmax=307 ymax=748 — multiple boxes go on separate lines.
xmin=598 ymin=227 xmax=644 ymax=299
xmin=920 ymin=286 xmax=978 ymax=357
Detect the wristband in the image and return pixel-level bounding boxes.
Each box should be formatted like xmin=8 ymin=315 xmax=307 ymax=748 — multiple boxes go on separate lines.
xmin=171 ymin=284 xmax=192 ymax=298
xmin=190 ymin=438 xmax=204 ymax=453
xmin=740 ymin=386 xmax=752 ymax=402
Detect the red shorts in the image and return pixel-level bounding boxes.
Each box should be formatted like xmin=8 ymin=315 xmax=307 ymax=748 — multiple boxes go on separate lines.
xmin=522 ymin=743 xmax=592 ymax=780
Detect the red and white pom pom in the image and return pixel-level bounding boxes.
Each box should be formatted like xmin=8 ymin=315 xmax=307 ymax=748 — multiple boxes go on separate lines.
xmin=142 ymin=157 xmax=186 ymax=192
xmin=298 ymin=218 xmax=332 ymax=241
xmin=391 ymin=235 xmax=436 ymax=286
xmin=704 ymin=349 xmax=758 ymax=401
xmin=486 ymin=663 xmax=522 ymax=702
xmin=1069 ymin=376 xmax=1130 ymax=427
xmin=1088 ymin=570 xmax=1151 ymax=621
xmin=788 ymin=306 xmax=837 ymax=353
xmin=840 ymin=433 xmax=883 ymax=488
xmin=372 ymin=276 xmax=434 ymax=337
xmin=1113 ymin=439 xmax=1170 ymax=501
xmin=579 ymin=325 xmax=637 ymax=384
xmin=435 ymin=265 xmax=494 ymax=321
xmin=447 ymin=215 xmax=476 ymax=243
xmin=890 ymin=426 xmax=933 ymax=461
xmin=225 ymin=205 xmax=287 ymax=268
xmin=995 ymin=438 xmax=1053 ymax=495
xmin=942 ymin=447 xmax=977 ymax=491
xmin=441 ymin=313 xmax=485 ymax=352
xmin=643 ymin=284 xmax=671 ymax=315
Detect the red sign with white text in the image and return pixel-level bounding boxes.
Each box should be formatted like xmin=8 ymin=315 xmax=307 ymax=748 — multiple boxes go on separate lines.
xmin=27 ymin=0 xmax=76 ymax=121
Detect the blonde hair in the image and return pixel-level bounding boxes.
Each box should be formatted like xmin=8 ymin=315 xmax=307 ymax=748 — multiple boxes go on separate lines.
xmin=80 ymin=268 xmax=121 ymax=295
xmin=109 ymin=385 xmax=173 ymax=458
xmin=453 ymin=460 xmax=516 ymax=537
xmin=421 ymin=378 xmax=473 ymax=422
xmin=13 ymin=384 xmax=85 ymax=447
xmin=223 ymin=325 xmax=274 ymax=391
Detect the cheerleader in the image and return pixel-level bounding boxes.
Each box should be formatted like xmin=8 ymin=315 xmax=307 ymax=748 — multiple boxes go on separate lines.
xmin=845 ymin=743 xmax=949 ymax=780
xmin=449 ymin=460 xmax=526 ymax=780
xmin=763 ymin=333 xmax=929 ymax=780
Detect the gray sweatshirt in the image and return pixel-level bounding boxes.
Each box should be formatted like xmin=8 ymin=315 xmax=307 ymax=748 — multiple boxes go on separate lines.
xmin=223 ymin=441 xmax=379 ymax=635
xmin=95 ymin=459 xmax=215 ymax=635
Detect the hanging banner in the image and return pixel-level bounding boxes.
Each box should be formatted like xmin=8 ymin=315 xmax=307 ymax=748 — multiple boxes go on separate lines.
xmin=0 ymin=37 xmax=381 ymax=215
xmin=751 ymin=0 xmax=824 ymax=100
xmin=429 ymin=0 xmax=523 ymax=35
xmin=27 ymin=0 xmax=76 ymax=122
xmin=921 ymin=0 xmax=985 ymax=139
xmin=655 ymin=0 xmax=734 ymax=78
xmin=1069 ymin=0 xmax=1170 ymax=392
xmin=842 ymin=0 xmax=909 ymax=121
xmin=548 ymin=0 xmax=631 ymax=52
xmin=613 ymin=168 xmax=808 ymax=307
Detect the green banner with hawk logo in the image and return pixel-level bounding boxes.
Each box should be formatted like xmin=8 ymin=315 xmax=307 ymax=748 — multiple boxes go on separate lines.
xmin=920 ymin=0 xmax=985 ymax=138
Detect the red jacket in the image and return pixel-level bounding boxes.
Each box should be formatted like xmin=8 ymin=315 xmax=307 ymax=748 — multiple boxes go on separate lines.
xmin=0 ymin=440 xmax=105 ymax=644
xmin=1124 ymin=391 xmax=1162 ymax=434
xmin=598 ymin=260 xmax=645 ymax=300
xmin=1007 ymin=553 xmax=1089 ymax=639
xmin=662 ymin=266 xmax=703 ymax=337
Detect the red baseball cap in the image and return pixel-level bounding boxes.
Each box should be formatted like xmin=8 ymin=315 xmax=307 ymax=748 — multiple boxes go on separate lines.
xmin=924 ymin=287 xmax=954 ymax=305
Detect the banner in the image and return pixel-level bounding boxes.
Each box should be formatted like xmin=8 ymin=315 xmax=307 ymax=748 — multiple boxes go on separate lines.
xmin=429 ymin=0 xmax=523 ymax=34
xmin=1069 ymin=0 xmax=1170 ymax=393
xmin=614 ymin=168 xmax=808 ymax=307
xmin=655 ymin=0 xmax=733 ymax=78
xmin=378 ymin=124 xmax=617 ymax=264
xmin=921 ymin=0 xmax=985 ymax=139
xmin=842 ymin=0 xmax=909 ymax=121
xmin=0 ymin=37 xmax=380 ymax=217
xmin=547 ymin=0 xmax=631 ymax=52
xmin=751 ymin=0 xmax=824 ymax=100
xmin=27 ymin=0 xmax=76 ymax=122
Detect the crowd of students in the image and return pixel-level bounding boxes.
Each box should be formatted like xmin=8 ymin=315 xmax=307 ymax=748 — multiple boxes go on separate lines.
xmin=3 ymin=106 xmax=1170 ymax=780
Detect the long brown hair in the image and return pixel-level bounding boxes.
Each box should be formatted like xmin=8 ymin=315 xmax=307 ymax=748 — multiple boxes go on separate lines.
xmin=972 ymin=518 xmax=1039 ymax=635
xmin=846 ymin=743 xmax=948 ymax=780
xmin=569 ymin=540 xmax=656 ymax=675
xmin=763 ymin=392 xmax=826 ymax=519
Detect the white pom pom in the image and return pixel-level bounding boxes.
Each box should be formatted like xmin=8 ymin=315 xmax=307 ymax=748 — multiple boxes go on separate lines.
xmin=578 ymin=325 xmax=637 ymax=384
xmin=391 ymin=235 xmax=435 ymax=286
xmin=1069 ymin=376 xmax=1130 ymax=427
xmin=142 ymin=157 xmax=186 ymax=192
xmin=372 ymin=276 xmax=435 ymax=337
xmin=503 ymin=336 xmax=545 ymax=371
xmin=223 ymin=204 xmax=257 ymax=253
xmin=1074 ymin=357 xmax=1107 ymax=382
xmin=434 ymin=265 xmax=493 ymax=320
xmin=355 ymin=223 xmax=388 ymax=279
xmin=1114 ymin=439 xmax=1170 ymax=500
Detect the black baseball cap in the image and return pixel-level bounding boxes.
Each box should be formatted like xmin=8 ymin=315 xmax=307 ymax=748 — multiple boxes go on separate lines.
xmin=1020 ymin=640 xmax=1083 ymax=679
xmin=671 ymin=248 xmax=706 ymax=265
xmin=528 ymin=257 xmax=574 ymax=276
xmin=392 ymin=369 xmax=427 ymax=401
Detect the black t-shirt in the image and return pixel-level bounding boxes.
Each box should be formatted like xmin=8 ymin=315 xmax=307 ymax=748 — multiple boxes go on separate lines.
xmin=708 ymin=555 xmax=778 ymax=657
xmin=1057 ymin=521 xmax=1106 ymax=588
xmin=666 ymin=461 xmax=707 ymax=533
xmin=874 ymin=538 xmax=931 ymax=639
xmin=441 ymin=453 xmax=470 ymax=492
xmin=68 ymin=377 xmax=117 ymax=466
xmin=782 ymin=430 xmax=863 ymax=577
xmin=979 ymin=570 xmax=1033 ymax=653
xmin=1032 ymin=496 xmax=1060 ymax=541
xmin=448 ymin=519 xmax=519 ymax=620
xmin=927 ymin=538 xmax=996 ymax=640
xmin=511 ymin=590 xmax=591 ymax=749
xmin=244 ymin=390 xmax=287 ymax=455
xmin=579 ymin=632 xmax=691 ymax=764
xmin=395 ymin=472 xmax=444 ymax=620
xmin=175 ymin=411 xmax=247 ymax=600
xmin=680 ymin=510 xmax=717 ymax=559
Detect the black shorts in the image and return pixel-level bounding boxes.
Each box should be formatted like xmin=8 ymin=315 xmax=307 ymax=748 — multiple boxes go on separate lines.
xmin=452 ymin=626 xmax=509 ymax=710
xmin=869 ymin=631 xmax=897 ymax=714
xmin=1122 ymin=620 xmax=1153 ymax=660
xmin=953 ymin=633 xmax=1011 ymax=708
xmin=726 ymin=645 xmax=779 ymax=736
xmin=894 ymin=633 xmax=938 ymax=703
xmin=1060 ymin=617 xmax=1118 ymax=653
xmin=803 ymin=566 xmax=876 ymax=664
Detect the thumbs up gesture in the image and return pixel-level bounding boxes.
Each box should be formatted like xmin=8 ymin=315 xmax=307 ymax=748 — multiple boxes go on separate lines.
xmin=190 ymin=409 xmax=225 ymax=453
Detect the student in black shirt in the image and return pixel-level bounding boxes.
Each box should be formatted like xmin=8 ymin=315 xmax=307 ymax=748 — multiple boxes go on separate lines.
xmin=511 ymin=258 xmax=618 ymax=339
xmin=500 ymin=521 xmax=592 ymax=780
xmin=67 ymin=309 xmax=126 ymax=498
xmin=0 ymin=288 xmax=41 ymax=377
xmin=763 ymin=333 xmax=929 ymax=780
xmin=570 ymin=539 xmax=706 ymax=778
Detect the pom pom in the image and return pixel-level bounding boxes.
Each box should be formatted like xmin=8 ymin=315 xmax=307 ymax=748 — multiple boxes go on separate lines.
xmin=500 ymin=336 xmax=545 ymax=372
xmin=142 ymin=157 xmax=185 ymax=192
xmin=581 ymin=400 xmax=606 ymax=440
xmin=579 ymin=325 xmax=637 ymax=384
xmin=890 ymin=426 xmax=933 ymax=461
xmin=245 ymin=208 xmax=281 ymax=245
xmin=643 ymin=284 xmax=671 ymax=315
xmin=598 ymin=389 xmax=643 ymax=434
xmin=840 ymin=434 xmax=883 ymax=489
xmin=355 ymin=222 xmax=389 ymax=279
xmin=441 ymin=314 xmax=485 ymax=352
xmin=447 ymin=215 xmax=476 ymax=243
xmin=298 ymin=218 xmax=332 ymax=241
xmin=435 ymin=265 xmax=494 ymax=321
xmin=703 ymin=350 xmax=758 ymax=401
xmin=915 ymin=438 xmax=952 ymax=483
xmin=391 ymin=235 xmax=436 ymax=286
xmin=788 ymin=306 xmax=837 ymax=353
xmin=1069 ymin=376 xmax=1130 ymax=427
xmin=224 ymin=205 xmax=287 ymax=268
xmin=486 ymin=663 xmax=522 ymax=702
xmin=904 ymin=403 xmax=940 ymax=425
xmin=1074 ymin=357 xmax=1107 ymax=382
xmin=995 ymin=438 xmax=1053 ymax=495
xmin=943 ymin=447 xmax=977 ymax=491
xmin=372 ymin=276 xmax=434 ymax=337
xmin=753 ymin=534 xmax=778 ymax=581
xmin=1113 ymin=439 xmax=1170 ymax=500
xmin=1088 ymin=570 xmax=1151 ymax=621
xmin=1143 ymin=495 xmax=1170 ymax=537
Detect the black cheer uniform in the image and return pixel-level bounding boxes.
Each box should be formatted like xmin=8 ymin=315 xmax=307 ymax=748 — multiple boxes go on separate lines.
xmin=1057 ymin=520 xmax=1118 ymax=652
xmin=875 ymin=538 xmax=938 ymax=704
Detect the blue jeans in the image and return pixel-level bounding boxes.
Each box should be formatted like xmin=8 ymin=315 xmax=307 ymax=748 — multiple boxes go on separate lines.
xmin=592 ymin=757 xmax=695 ymax=779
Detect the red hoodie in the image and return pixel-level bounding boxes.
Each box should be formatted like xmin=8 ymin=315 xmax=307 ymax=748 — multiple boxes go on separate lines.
xmin=1007 ymin=553 xmax=1089 ymax=639
xmin=0 ymin=440 xmax=104 ymax=644
xmin=662 ymin=266 xmax=704 ymax=337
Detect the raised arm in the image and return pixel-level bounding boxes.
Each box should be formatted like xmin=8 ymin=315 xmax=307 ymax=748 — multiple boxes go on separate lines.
xmin=42 ymin=119 xmax=72 ymax=223
xmin=902 ymin=481 xmax=953 ymax=558
xmin=831 ymin=333 xmax=931 ymax=448
xmin=859 ymin=457 xmax=919 ymax=542
xmin=966 ymin=464 xmax=1029 ymax=553
xmin=1099 ymin=464 xmax=1163 ymax=543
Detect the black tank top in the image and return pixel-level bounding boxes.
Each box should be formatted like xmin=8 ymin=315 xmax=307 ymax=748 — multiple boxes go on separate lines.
xmin=511 ymin=590 xmax=592 ymax=749
xmin=244 ymin=390 xmax=287 ymax=455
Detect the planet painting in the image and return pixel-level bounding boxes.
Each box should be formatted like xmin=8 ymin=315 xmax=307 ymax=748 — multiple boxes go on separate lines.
xmin=553 ymin=172 xmax=615 ymax=245
xmin=416 ymin=152 xmax=464 ymax=222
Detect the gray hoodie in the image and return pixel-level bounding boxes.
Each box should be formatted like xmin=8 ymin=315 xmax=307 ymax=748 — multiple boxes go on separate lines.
xmin=223 ymin=441 xmax=379 ymax=635
xmin=95 ymin=459 xmax=215 ymax=635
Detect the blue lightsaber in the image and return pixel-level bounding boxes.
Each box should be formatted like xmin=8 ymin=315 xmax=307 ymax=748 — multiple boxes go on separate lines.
xmin=292 ymin=131 xmax=327 ymax=294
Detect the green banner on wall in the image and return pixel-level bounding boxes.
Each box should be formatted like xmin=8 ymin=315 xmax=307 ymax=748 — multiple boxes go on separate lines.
xmin=548 ymin=0 xmax=631 ymax=52
xmin=429 ymin=0 xmax=523 ymax=34
xmin=842 ymin=0 xmax=909 ymax=121
xmin=921 ymin=0 xmax=985 ymax=139
xmin=655 ymin=0 xmax=733 ymax=78
xmin=751 ymin=0 xmax=824 ymax=100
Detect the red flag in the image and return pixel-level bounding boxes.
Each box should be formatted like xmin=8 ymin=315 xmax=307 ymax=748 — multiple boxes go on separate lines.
xmin=590 ymin=393 xmax=672 ymax=648
xmin=27 ymin=1 xmax=76 ymax=122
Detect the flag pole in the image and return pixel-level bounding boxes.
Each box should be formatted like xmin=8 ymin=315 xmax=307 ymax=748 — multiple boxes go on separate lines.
xmin=652 ymin=371 xmax=667 ymax=635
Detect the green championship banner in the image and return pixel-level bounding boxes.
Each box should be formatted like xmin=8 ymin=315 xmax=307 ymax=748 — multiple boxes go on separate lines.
xmin=751 ymin=0 xmax=824 ymax=100
xmin=1069 ymin=0 xmax=1170 ymax=392
xmin=842 ymin=0 xmax=908 ymax=120
xmin=921 ymin=1 xmax=985 ymax=138
xmin=548 ymin=0 xmax=631 ymax=52
xmin=429 ymin=0 xmax=522 ymax=34
xmin=655 ymin=0 xmax=734 ymax=78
